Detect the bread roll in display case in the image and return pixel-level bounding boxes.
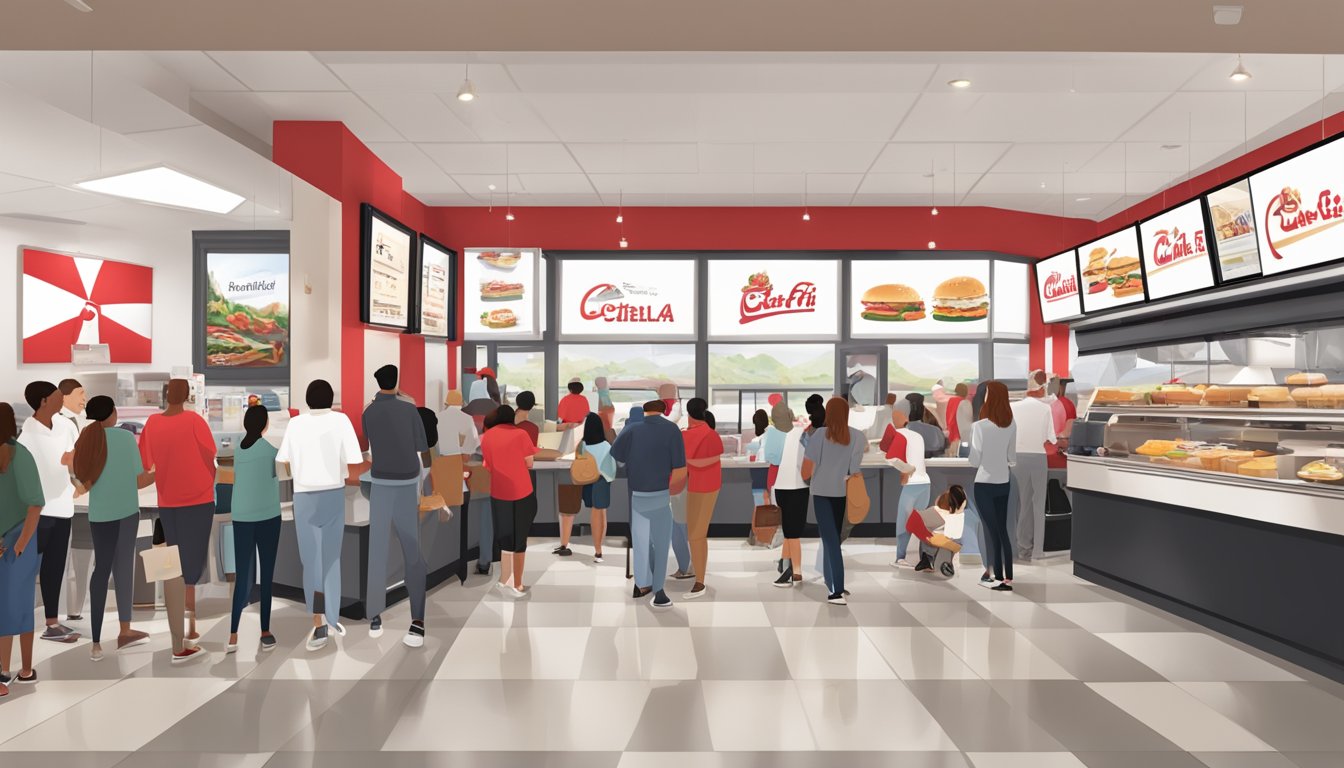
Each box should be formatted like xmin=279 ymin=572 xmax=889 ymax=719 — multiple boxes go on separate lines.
xmin=1069 ymin=407 xmax=1344 ymax=681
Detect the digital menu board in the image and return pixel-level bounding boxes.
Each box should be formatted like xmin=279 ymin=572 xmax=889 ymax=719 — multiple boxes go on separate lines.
xmin=560 ymin=259 xmax=697 ymax=339
xmin=850 ymin=259 xmax=991 ymax=338
xmin=1078 ymin=226 xmax=1146 ymax=313
xmin=1249 ymin=136 xmax=1344 ymax=277
xmin=1205 ymin=180 xmax=1262 ymax=282
xmin=705 ymin=259 xmax=840 ymax=340
xmin=1035 ymin=250 xmax=1083 ymax=324
xmin=417 ymin=235 xmax=455 ymax=338
xmin=992 ymin=260 xmax=1029 ymax=336
xmin=464 ymin=248 xmax=541 ymax=340
xmin=1139 ymin=199 xmax=1215 ymax=301
xmin=359 ymin=204 xmax=416 ymax=331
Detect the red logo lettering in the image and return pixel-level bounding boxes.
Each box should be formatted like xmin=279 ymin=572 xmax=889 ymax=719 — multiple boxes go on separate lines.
xmin=1042 ymin=271 xmax=1077 ymax=302
xmin=580 ymin=283 xmax=675 ymax=323
xmin=1265 ymin=186 xmax=1344 ymax=260
xmin=1151 ymin=226 xmax=1206 ymax=268
xmin=740 ymin=280 xmax=818 ymax=324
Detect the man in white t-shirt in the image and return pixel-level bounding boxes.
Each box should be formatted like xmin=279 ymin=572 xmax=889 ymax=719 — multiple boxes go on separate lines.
xmin=18 ymin=381 xmax=81 ymax=643
xmin=886 ymin=400 xmax=930 ymax=567
xmin=277 ymin=379 xmax=366 ymax=651
xmin=1008 ymin=370 xmax=1058 ymax=561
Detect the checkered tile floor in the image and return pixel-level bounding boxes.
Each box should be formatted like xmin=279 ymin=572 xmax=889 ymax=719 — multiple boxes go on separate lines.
xmin=3 ymin=538 xmax=1344 ymax=768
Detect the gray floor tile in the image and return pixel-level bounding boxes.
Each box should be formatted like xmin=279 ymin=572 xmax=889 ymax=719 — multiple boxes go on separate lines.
xmin=140 ymin=680 xmax=360 ymax=752
xmin=117 ymin=753 xmax=275 ymax=768
xmin=903 ymin=679 xmax=1067 ymax=752
xmin=275 ymin=680 xmax=427 ymax=752
xmin=1190 ymin=753 xmax=1300 ymax=768
xmin=615 ymin=753 xmax=971 ymax=768
xmin=1075 ymin=753 xmax=1206 ymax=768
xmin=988 ymin=680 xmax=1182 ymax=752
xmin=622 ymin=681 xmax=715 ymax=751
xmin=690 ymin=627 xmax=793 ymax=680
xmin=1179 ymin=682 xmax=1344 ymax=751
xmin=0 ymin=754 xmax=128 ymax=768
xmin=264 ymin=752 xmax=622 ymax=768
xmin=1284 ymin=753 xmax=1344 ymax=768
xmin=1017 ymin=628 xmax=1166 ymax=682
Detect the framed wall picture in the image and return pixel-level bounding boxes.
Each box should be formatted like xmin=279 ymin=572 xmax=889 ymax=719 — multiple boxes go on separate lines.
xmin=418 ymin=235 xmax=456 ymax=338
xmin=360 ymin=203 xmax=417 ymax=331
xmin=20 ymin=246 xmax=153 ymax=364
xmin=192 ymin=231 xmax=291 ymax=385
xmin=464 ymin=247 xmax=542 ymax=340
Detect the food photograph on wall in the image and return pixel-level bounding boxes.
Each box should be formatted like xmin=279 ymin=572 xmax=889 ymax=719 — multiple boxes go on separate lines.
xmin=850 ymin=259 xmax=991 ymax=337
xmin=204 ymin=252 xmax=289 ymax=368
xmin=464 ymin=247 xmax=541 ymax=339
xmin=1206 ymin=179 xmax=1263 ymax=282
xmin=1078 ymin=226 xmax=1146 ymax=313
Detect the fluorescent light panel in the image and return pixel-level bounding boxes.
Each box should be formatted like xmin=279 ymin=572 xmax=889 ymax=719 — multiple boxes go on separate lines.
xmin=76 ymin=166 xmax=246 ymax=214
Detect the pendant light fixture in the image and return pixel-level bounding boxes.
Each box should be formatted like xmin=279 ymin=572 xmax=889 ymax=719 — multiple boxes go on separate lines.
xmin=801 ymin=173 xmax=812 ymax=221
xmin=616 ymin=189 xmax=624 ymax=223
xmin=504 ymin=145 xmax=515 ymax=221
xmin=457 ymin=62 xmax=477 ymax=102
xmin=1229 ymin=55 xmax=1252 ymax=82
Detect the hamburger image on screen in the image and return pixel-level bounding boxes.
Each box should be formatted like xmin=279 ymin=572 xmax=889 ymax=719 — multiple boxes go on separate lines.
xmin=1083 ymin=247 xmax=1110 ymax=294
xmin=859 ymin=284 xmax=925 ymax=321
xmin=1106 ymin=255 xmax=1144 ymax=298
xmin=931 ymin=276 xmax=989 ymax=322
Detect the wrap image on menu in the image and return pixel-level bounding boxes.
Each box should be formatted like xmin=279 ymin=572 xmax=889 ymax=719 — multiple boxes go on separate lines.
xmin=1206 ymin=181 xmax=1261 ymax=281
xmin=205 ymin=252 xmax=289 ymax=368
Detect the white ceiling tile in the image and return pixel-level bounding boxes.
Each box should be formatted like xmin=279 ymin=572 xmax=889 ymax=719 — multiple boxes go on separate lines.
xmin=1180 ymin=53 xmax=1344 ymax=93
xmin=0 ymin=172 xmax=49 ymax=195
xmin=414 ymin=192 xmax=484 ymax=206
xmin=319 ymin=57 xmax=517 ymax=95
xmin=205 ymin=52 xmax=347 ymax=92
xmin=869 ymin=143 xmax=1009 ymax=174
xmin=750 ymin=173 xmax=862 ymax=195
xmin=188 ymin=91 xmax=276 ymax=143
xmin=858 ymin=173 xmax=978 ymax=196
xmin=449 ymin=174 xmax=526 ymax=197
xmin=751 ymin=143 xmax=883 ymax=173
xmin=516 ymin=174 xmax=595 ymax=194
xmin=589 ymin=173 xmax=756 ymax=195
xmin=146 ymin=52 xmax=248 ymax=92
xmin=422 ymin=143 xmax=578 ymax=175
xmin=359 ymin=92 xmax=479 ymax=142
xmin=695 ymin=93 xmax=915 ymax=142
xmin=365 ymin=142 xmax=463 ymax=196
xmin=990 ymin=143 xmax=1109 ymax=173
xmin=0 ymin=52 xmax=96 ymax=123
xmin=251 ymin=92 xmax=402 ymax=143
xmin=440 ymin=93 xmax=558 ymax=142
xmin=931 ymin=53 xmax=1210 ymax=94
xmin=0 ymin=186 xmax=116 ymax=214
xmin=568 ymin=143 xmax=700 ymax=174
xmin=526 ymin=93 xmax=699 ymax=142
xmin=697 ymin=143 xmax=756 ymax=173
xmin=896 ymin=93 xmax=1167 ymax=143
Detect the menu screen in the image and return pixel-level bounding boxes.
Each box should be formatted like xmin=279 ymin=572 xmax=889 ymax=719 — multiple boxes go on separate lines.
xmin=464 ymin=248 xmax=541 ymax=340
xmin=360 ymin=205 xmax=415 ymax=330
xmin=418 ymin=236 xmax=454 ymax=338
xmin=1206 ymin=180 xmax=1262 ymax=282
xmin=706 ymin=259 xmax=839 ymax=339
xmin=1035 ymin=250 xmax=1083 ymax=323
xmin=560 ymin=259 xmax=697 ymax=338
xmin=1078 ymin=227 xmax=1146 ymax=313
xmin=1139 ymin=199 xmax=1215 ymax=300
xmin=1249 ymin=137 xmax=1344 ymax=277
xmin=850 ymin=260 xmax=991 ymax=338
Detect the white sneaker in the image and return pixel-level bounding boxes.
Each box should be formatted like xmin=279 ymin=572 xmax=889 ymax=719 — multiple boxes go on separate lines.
xmin=306 ymin=627 xmax=330 ymax=651
xmin=333 ymin=623 xmax=347 ymax=637
xmin=892 ymin=558 xmax=911 ymax=568
xmin=684 ymin=585 xmax=707 ymax=600
xmin=508 ymin=585 xmax=528 ymax=599
xmin=403 ymin=626 xmax=426 ymax=648
xmin=369 ymin=617 xmax=384 ymax=639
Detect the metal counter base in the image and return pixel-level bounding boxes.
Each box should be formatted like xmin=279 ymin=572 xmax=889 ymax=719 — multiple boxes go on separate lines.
xmin=1071 ymin=487 xmax=1344 ymax=684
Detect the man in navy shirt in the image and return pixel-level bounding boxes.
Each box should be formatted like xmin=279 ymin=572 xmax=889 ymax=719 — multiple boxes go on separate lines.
xmin=611 ymin=400 xmax=687 ymax=609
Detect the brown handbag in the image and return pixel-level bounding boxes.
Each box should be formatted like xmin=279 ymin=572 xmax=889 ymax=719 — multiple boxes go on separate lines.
xmin=558 ymin=483 xmax=584 ymax=516
xmin=845 ymin=473 xmax=870 ymax=525
xmin=467 ymin=463 xmax=491 ymax=496
xmin=431 ymin=454 xmax=466 ymax=507
xmin=569 ymin=442 xmax=600 ymax=486
xmin=750 ymin=503 xmax=782 ymax=547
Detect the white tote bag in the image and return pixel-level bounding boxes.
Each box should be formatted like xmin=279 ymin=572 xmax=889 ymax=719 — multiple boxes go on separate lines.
xmin=140 ymin=545 xmax=183 ymax=583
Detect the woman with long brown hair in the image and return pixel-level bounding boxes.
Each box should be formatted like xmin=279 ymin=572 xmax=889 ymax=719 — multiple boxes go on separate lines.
xmin=801 ymin=397 xmax=865 ymax=606
xmin=72 ymin=396 xmax=154 ymax=661
xmin=0 ymin=402 xmax=45 ymax=691
xmin=969 ymin=381 xmax=1017 ymax=592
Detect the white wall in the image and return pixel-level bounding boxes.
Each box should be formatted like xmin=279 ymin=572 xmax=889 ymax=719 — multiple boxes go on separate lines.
xmin=288 ymin=178 xmax=342 ymax=407
xmin=425 ymin=338 xmax=449 ymax=409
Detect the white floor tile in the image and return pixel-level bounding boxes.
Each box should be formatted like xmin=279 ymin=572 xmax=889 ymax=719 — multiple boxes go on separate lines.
xmin=773 ymin=627 xmax=898 ymax=680
xmin=701 ymin=680 xmax=816 ymax=751
xmin=435 ymin=627 xmax=592 ymax=679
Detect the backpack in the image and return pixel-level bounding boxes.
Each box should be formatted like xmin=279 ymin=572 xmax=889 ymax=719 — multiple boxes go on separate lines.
xmin=570 ymin=442 xmax=600 ymax=486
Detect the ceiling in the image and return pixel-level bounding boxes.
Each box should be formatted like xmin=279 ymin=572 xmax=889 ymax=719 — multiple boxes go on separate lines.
xmin=0 ymin=50 xmax=1342 ymax=223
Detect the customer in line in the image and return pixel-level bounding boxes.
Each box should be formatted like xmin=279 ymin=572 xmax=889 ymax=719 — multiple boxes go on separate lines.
xmin=765 ymin=401 xmax=807 ymax=588
xmin=514 ymin=391 xmax=541 ymax=445
xmin=138 ymin=379 xmax=217 ymax=648
xmin=464 ymin=367 xmax=502 ymax=430
xmin=623 ymin=407 xmax=688 ymax=580
xmin=885 ymin=401 xmax=931 ymax=567
xmin=0 ymin=403 xmax=45 ymax=689
xmin=579 ymin=412 xmax=616 ymax=562
xmin=1010 ymin=370 xmax=1057 ymax=561
xmin=441 ymin=391 xmax=487 ymax=575
xmin=480 ymin=404 xmax=539 ymax=598
xmin=682 ymin=398 xmax=723 ymax=600
xmin=904 ymin=393 xmax=947 ymax=458
xmin=362 ymin=365 xmax=431 ymax=646
xmin=658 ymin=382 xmax=683 ymax=425
xmin=803 ymin=394 xmax=826 ymax=436
xmin=971 ymin=380 xmax=1017 ymax=591
xmin=58 ymin=378 xmax=92 ymax=623
xmin=1045 ymin=374 xmax=1075 ymax=469
xmin=802 ymin=397 xmax=863 ymax=605
xmin=611 ymin=399 xmax=687 ymax=609
xmin=557 ymin=378 xmax=591 ymax=426
xmin=594 ymin=376 xmax=616 ymax=440
xmin=946 ymin=382 xmax=973 ymax=457
xmin=19 ymin=381 xmax=81 ymax=644
xmin=279 ymin=380 xmax=366 ymax=651
xmin=71 ymin=396 xmax=153 ymax=661
xmin=226 ymin=405 xmax=281 ymax=654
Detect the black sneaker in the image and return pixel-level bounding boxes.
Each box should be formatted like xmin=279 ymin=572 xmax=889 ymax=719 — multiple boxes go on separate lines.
xmin=260 ymin=634 xmax=277 ymax=651
xmin=475 ymin=565 xmax=492 ymax=576
xmin=15 ymin=670 xmax=37 ymax=684
xmin=651 ymin=590 xmax=672 ymax=609
xmin=369 ymin=616 xmax=384 ymax=638
xmin=777 ymin=558 xmax=785 ymax=574
xmin=633 ymin=584 xmax=651 ymax=599
xmin=556 ymin=547 xmax=573 ymax=557
xmin=773 ymin=568 xmax=795 ymax=588
xmin=827 ymin=593 xmax=848 ymax=605
xmin=991 ymin=582 xmax=1014 ymax=592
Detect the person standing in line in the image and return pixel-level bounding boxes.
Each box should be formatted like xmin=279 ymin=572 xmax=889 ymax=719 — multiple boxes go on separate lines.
xmin=58 ymin=378 xmax=92 ymax=624
xmin=71 ymin=396 xmax=153 ymax=662
xmin=18 ymin=381 xmax=81 ymax=643
xmin=225 ymin=405 xmax=282 ymax=655
xmin=657 ymin=382 xmax=683 ymax=425
xmin=946 ymin=382 xmax=973 ymax=458
xmin=803 ymin=394 xmax=826 ymax=436
xmin=362 ymin=365 xmax=431 ymax=647
xmin=766 ymin=402 xmax=807 ymax=588
xmin=971 ymin=381 xmax=1017 ymax=592
xmin=579 ymin=413 xmax=616 ymax=563
xmin=611 ymin=400 xmax=687 ymax=610
xmin=0 ymin=403 xmax=45 ymax=690
xmin=514 ymin=391 xmax=541 ymax=445
xmin=138 ymin=379 xmax=217 ymax=650
xmin=1045 ymin=374 xmax=1075 ymax=470
xmin=622 ymin=407 xmax=689 ymax=580
xmin=557 ymin=378 xmax=591 ymax=427
xmin=480 ymin=404 xmax=539 ymax=598
xmin=886 ymin=401 xmax=931 ymax=568
xmin=438 ymin=392 xmax=485 ymax=575
xmin=279 ymin=380 xmax=366 ymax=651
xmin=802 ymin=397 xmax=864 ymax=606
xmin=1009 ymin=370 xmax=1058 ymax=562
xmin=464 ymin=367 xmax=502 ymax=431
xmin=904 ymin=393 xmax=947 ymax=458
xmin=681 ymin=398 xmax=723 ymax=600
xmin=594 ymin=376 xmax=616 ymax=441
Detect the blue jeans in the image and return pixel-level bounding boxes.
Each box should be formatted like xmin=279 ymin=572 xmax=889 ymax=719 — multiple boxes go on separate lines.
xmin=671 ymin=521 xmax=691 ymax=573
xmin=367 ymin=481 xmax=427 ymax=622
xmin=229 ymin=516 xmax=280 ymax=634
xmin=894 ymin=483 xmax=932 ymax=561
xmin=631 ymin=491 xmax=673 ymax=592
xmin=292 ymin=488 xmax=344 ymax=627
xmin=814 ymin=495 xmax=846 ymax=595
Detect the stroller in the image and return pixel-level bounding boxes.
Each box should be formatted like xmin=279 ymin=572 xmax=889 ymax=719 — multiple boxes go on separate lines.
xmin=906 ymin=500 xmax=963 ymax=578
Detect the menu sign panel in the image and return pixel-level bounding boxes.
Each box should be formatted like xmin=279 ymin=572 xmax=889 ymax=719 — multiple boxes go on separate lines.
xmin=418 ymin=236 xmax=454 ymax=338
xmin=464 ymin=248 xmax=541 ymax=340
xmin=1035 ymin=250 xmax=1082 ymax=323
xmin=1078 ymin=227 xmax=1146 ymax=313
xmin=1206 ymin=180 xmax=1262 ymax=281
xmin=360 ymin=204 xmax=415 ymax=331
xmin=850 ymin=260 xmax=991 ymax=338
xmin=1139 ymin=200 xmax=1215 ymax=300
xmin=560 ymin=259 xmax=697 ymax=338
xmin=706 ymin=259 xmax=839 ymax=339
xmin=1249 ymin=137 xmax=1344 ymax=277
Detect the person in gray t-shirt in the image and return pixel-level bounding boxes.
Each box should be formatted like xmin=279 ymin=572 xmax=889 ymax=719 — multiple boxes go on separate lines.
xmin=802 ymin=397 xmax=864 ymax=606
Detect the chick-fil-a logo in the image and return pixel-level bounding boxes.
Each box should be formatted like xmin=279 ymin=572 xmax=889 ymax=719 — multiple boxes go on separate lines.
xmin=1042 ymin=271 xmax=1078 ymax=303
xmin=580 ymin=283 xmax=675 ymax=323
xmin=739 ymin=271 xmax=817 ymax=324
xmin=1151 ymin=227 xmax=1206 ymax=268
xmin=1264 ymin=186 xmax=1344 ymax=260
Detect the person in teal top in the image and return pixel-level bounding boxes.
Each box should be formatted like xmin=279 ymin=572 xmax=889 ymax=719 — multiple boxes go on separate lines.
xmin=227 ymin=405 xmax=281 ymax=654
xmin=0 ymin=402 xmax=46 ymax=691
xmin=71 ymin=396 xmax=155 ymax=660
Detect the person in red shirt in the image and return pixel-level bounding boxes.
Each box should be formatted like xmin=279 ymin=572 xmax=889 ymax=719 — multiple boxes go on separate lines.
xmin=557 ymin=378 xmax=590 ymax=426
xmin=681 ymin=397 xmax=723 ymax=600
xmin=480 ymin=405 xmax=539 ymax=597
xmin=513 ymin=391 xmax=541 ymax=446
xmin=138 ymin=379 xmax=216 ymax=652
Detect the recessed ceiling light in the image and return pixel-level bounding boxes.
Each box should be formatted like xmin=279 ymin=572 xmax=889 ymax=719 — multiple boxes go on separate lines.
xmin=1213 ymin=5 xmax=1243 ymax=25
xmin=1230 ymin=56 xmax=1252 ymax=82
xmin=76 ymin=166 xmax=245 ymax=214
xmin=1161 ymin=144 xmax=1182 ymax=150
xmin=928 ymin=240 xmax=937 ymax=249
xmin=948 ymin=79 xmax=972 ymax=89
xmin=616 ymin=213 xmax=624 ymax=223
xmin=488 ymin=184 xmax=496 ymax=191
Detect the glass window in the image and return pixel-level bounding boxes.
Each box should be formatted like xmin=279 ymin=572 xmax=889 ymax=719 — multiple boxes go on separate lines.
xmin=557 ymin=344 xmax=695 ymax=427
xmin=709 ymin=344 xmax=835 ymax=434
xmin=993 ymin=342 xmax=1030 ymax=381
xmin=496 ymin=348 xmax=545 ymax=409
xmin=887 ymin=344 xmax=979 ymax=398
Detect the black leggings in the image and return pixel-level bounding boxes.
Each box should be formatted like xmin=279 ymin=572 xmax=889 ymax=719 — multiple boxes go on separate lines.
xmin=90 ymin=515 xmax=139 ymax=643
xmin=36 ymin=516 xmax=72 ymax=620
xmin=974 ymin=482 xmax=1013 ymax=581
xmin=229 ymin=517 xmax=281 ymax=634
